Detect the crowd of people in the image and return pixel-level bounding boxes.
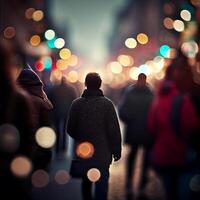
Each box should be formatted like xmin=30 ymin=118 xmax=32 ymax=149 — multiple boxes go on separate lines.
xmin=0 ymin=39 xmax=200 ymax=200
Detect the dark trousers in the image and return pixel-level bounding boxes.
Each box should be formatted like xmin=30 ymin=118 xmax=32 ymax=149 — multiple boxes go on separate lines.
xmin=126 ymin=144 xmax=150 ymax=192
xmin=82 ymin=167 xmax=109 ymax=200
xmin=55 ymin=118 xmax=67 ymax=153
xmin=155 ymin=166 xmax=199 ymax=200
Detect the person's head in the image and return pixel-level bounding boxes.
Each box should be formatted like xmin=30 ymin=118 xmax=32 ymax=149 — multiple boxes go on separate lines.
xmin=85 ymin=72 xmax=102 ymax=89
xmin=137 ymin=73 xmax=147 ymax=86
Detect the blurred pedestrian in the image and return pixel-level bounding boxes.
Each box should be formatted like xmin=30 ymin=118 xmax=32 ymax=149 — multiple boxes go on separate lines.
xmin=67 ymin=72 xmax=122 ymax=200
xmin=118 ymin=73 xmax=153 ymax=199
xmin=48 ymin=77 xmax=77 ymax=156
xmin=0 ymin=41 xmax=34 ymax=199
xmin=17 ymin=65 xmax=53 ymax=171
xmin=148 ymin=80 xmax=199 ymax=200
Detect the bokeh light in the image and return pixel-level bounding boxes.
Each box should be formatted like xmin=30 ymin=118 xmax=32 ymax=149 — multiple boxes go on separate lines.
xmin=42 ymin=56 xmax=52 ymax=70
xmin=50 ymin=69 xmax=63 ymax=82
xmin=35 ymin=127 xmax=56 ymax=149
xmin=66 ymin=71 xmax=78 ymax=83
xmin=163 ymin=17 xmax=174 ymax=29
xmin=54 ymin=38 xmax=65 ymax=49
xmin=3 ymin=26 xmax=16 ymax=39
xmin=136 ymin=33 xmax=149 ymax=45
xmin=180 ymin=10 xmax=191 ymax=21
xmin=25 ymin=8 xmax=35 ymax=19
xmin=173 ymin=20 xmax=185 ymax=32
xmin=109 ymin=62 xmax=123 ymax=74
xmin=59 ymin=48 xmax=71 ymax=60
xmin=87 ymin=168 xmax=101 ymax=182
xmin=159 ymin=45 xmax=170 ymax=58
xmin=35 ymin=60 xmax=44 ymax=72
xmin=55 ymin=170 xmax=70 ymax=185
xmin=47 ymin=38 xmax=56 ymax=49
xmin=181 ymin=41 xmax=198 ymax=58
xmin=125 ymin=38 xmax=137 ymax=49
xmin=139 ymin=64 xmax=151 ymax=75
xmin=56 ymin=59 xmax=68 ymax=70
xmin=129 ymin=67 xmax=140 ymax=80
xmin=117 ymin=55 xmax=134 ymax=67
xmin=0 ymin=124 xmax=20 ymax=153
xmin=30 ymin=35 xmax=41 ymax=46
xmin=68 ymin=55 xmax=79 ymax=66
xmin=45 ymin=29 xmax=55 ymax=40
xmin=32 ymin=10 xmax=44 ymax=21
xmin=10 ymin=156 xmax=32 ymax=177
xmin=32 ymin=170 xmax=49 ymax=188
xmin=76 ymin=142 xmax=94 ymax=159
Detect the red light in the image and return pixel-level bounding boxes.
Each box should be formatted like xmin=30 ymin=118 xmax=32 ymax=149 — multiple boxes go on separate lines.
xmin=35 ymin=61 xmax=44 ymax=72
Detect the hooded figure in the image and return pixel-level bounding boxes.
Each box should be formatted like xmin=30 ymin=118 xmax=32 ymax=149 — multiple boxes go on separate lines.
xmin=17 ymin=65 xmax=53 ymax=170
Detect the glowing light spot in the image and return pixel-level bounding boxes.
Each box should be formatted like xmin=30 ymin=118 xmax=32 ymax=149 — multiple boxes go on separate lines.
xmin=189 ymin=175 xmax=200 ymax=192
xmin=47 ymin=39 xmax=56 ymax=49
xmin=139 ymin=64 xmax=151 ymax=75
xmin=181 ymin=41 xmax=198 ymax=58
xmin=109 ymin=62 xmax=123 ymax=74
xmin=129 ymin=67 xmax=140 ymax=80
xmin=3 ymin=26 xmax=16 ymax=39
xmin=76 ymin=142 xmax=94 ymax=159
xmin=66 ymin=71 xmax=78 ymax=83
xmin=11 ymin=156 xmax=32 ymax=177
xmin=68 ymin=55 xmax=78 ymax=66
xmin=173 ymin=20 xmax=185 ymax=32
xmin=35 ymin=60 xmax=44 ymax=72
xmin=55 ymin=170 xmax=70 ymax=185
xmin=56 ymin=59 xmax=68 ymax=70
xmin=45 ymin=29 xmax=55 ymax=40
xmin=180 ymin=10 xmax=191 ymax=21
xmin=50 ymin=69 xmax=62 ymax=82
xmin=117 ymin=55 xmax=134 ymax=67
xmin=163 ymin=17 xmax=174 ymax=29
xmin=125 ymin=38 xmax=137 ymax=49
xmin=42 ymin=56 xmax=52 ymax=70
xmin=136 ymin=33 xmax=149 ymax=45
xmin=25 ymin=8 xmax=35 ymax=19
xmin=32 ymin=170 xmax=49 ymax=188
xmin=30 ymin=35 xmax=41 ymax=47
xmin=160 ymin=45 xmax=170 ymax=58
xmin=35 ymin=127 xmax=56 ymax=149
xmin=0 ymin=124 xmax=20 ymax=153
xmin=32 ymin=10 xmax=44 ymax=21
xmin=59 ymin=48 xmax=71 ymax=60
xmin=54 ymin=38 xmax=65 ymax=49
xmin=153 ymin=56 xmax=165 ymax=71
xmin=87 ymin=168 xmax=101 ymax=182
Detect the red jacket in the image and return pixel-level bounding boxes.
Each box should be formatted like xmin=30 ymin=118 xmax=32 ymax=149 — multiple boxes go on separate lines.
xmin=148 ymin=81 xmax=199 ymax=167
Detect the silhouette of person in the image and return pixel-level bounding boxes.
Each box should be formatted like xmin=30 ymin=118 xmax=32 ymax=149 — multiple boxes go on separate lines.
xmin=119 ymin=73 xmax=153 ymax=199
xmin=67 ymin=72 xmax=122 ymax=200
xmin=48 ymin=77 xmax=77 ymax=155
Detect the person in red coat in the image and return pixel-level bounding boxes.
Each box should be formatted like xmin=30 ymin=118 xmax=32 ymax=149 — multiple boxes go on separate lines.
xmin=148 ymin=80 xmax=199 ymax=200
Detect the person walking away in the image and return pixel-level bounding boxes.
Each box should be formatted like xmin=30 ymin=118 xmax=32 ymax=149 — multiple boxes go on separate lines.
xmin=118 ymin=73 xmax=154 ymax=199
xmin=17 ymin=65 xmax=53 ymax=171
xmin=148 ymin=80 xmax=199 ymax=200
xmin=67 ymin=72 xmax=122 ymax=200
xmin=48 ymin=77 xmax=77 ymax=155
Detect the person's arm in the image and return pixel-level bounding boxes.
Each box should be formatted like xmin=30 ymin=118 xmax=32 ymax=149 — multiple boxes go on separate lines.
xmin=106 ymin=101 xmax=122 ymax=161
xmin=67 ymin=101 xmax=78 ymax=139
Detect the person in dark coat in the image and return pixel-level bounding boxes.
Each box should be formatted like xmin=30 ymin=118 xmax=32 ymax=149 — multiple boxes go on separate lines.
xmin=17 ymin=65 xmax=53 ymax=170
xmin=118 ymin=73 xmax=153 ymax=199
xmin=0 ymin=41 xmax=34 ymax=199
xmin=67 ymin=72 xmax=122 ymax=200
xmin=48 ymin=77 xmax=77 ymax=155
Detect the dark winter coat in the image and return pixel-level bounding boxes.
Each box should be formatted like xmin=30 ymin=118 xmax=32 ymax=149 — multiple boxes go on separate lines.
xmin=67 ymin=89 xmax=122 ymax=167
xmin=119 ymin=84 xmax=153 ymax=146
xmin=17 ymin=68 xmax=53 ymax=129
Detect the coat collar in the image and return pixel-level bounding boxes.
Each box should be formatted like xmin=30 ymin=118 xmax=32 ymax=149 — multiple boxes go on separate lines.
xmin=82 ymin=89 xmax=104 ymax=98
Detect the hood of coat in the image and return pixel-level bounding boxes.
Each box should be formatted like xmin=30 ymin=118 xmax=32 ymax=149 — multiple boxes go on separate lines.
xmin=17 ymin=68 xmax=46 ymax=100
xmin=81 ymin=89 xmax=104 ymax=98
